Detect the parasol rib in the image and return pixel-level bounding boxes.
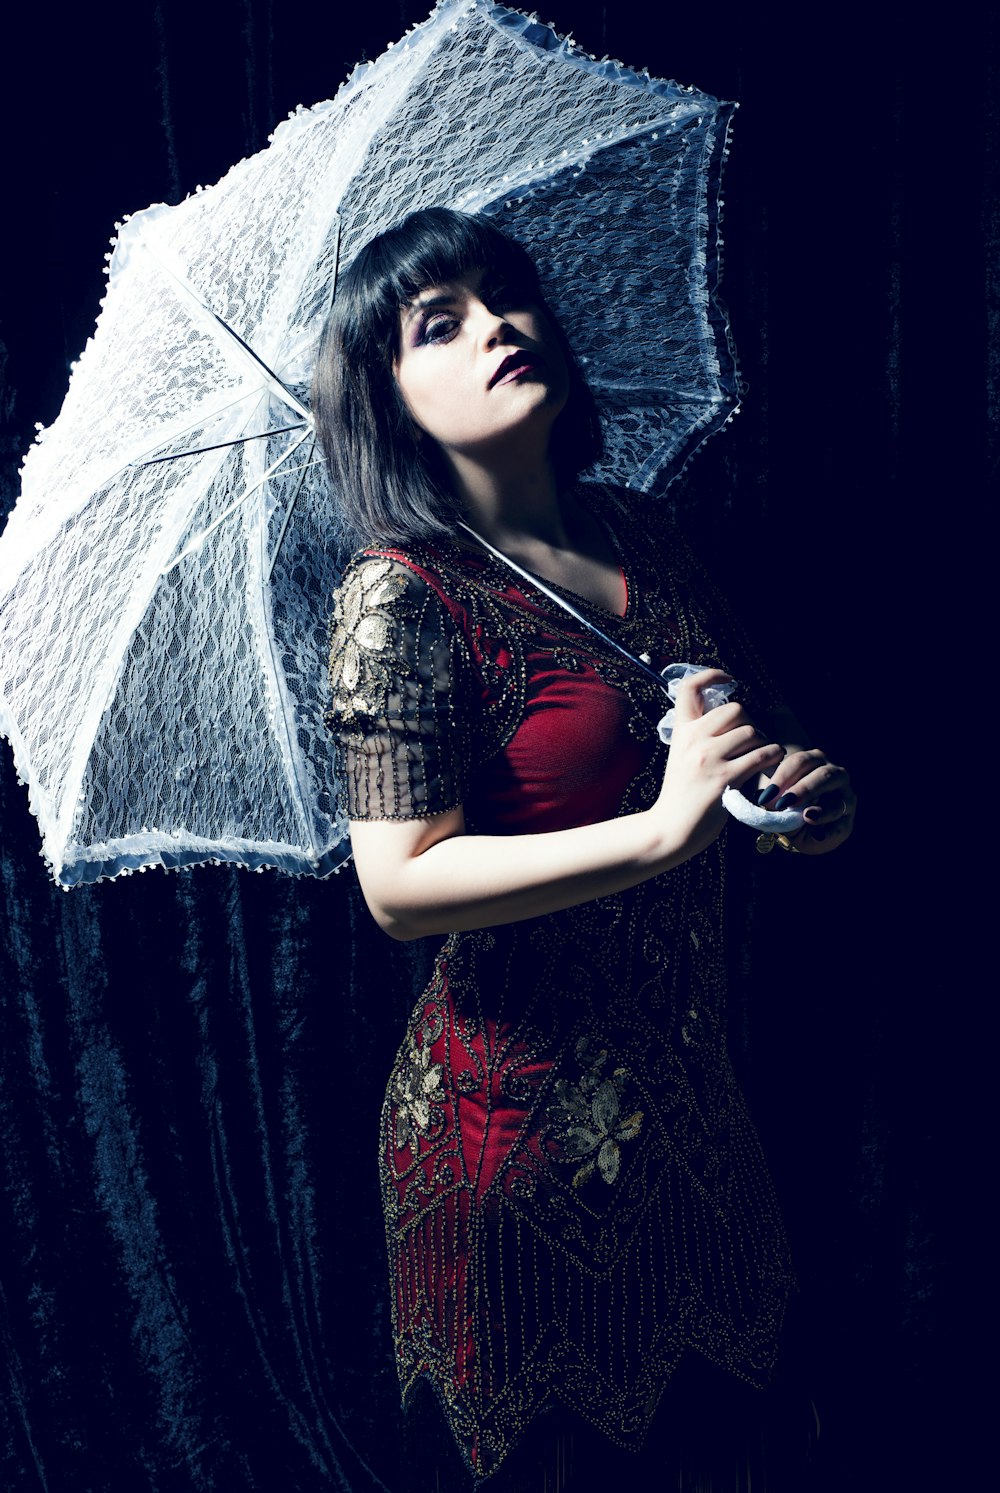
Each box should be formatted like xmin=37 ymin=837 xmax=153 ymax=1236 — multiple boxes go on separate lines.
xmin=160 ymin=424 xmax=315 ymax=575
xmin=254 ymin=453 xmax=325 ymax=867
xmin=133 ymin=421 xmax=308 ymax=467
xmin=129 ymin=229 xmax=310 ymax=422
xmin=265 ymin=437 xmax=320 ymax=582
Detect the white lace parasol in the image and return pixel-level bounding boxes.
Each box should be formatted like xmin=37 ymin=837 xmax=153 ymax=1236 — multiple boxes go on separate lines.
xmin=0 ymin=0 xmax=739 ymax=884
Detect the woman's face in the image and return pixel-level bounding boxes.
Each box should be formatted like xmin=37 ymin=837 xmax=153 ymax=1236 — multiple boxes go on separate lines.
xmin=392 ymin=265 xmax=569 ymax=474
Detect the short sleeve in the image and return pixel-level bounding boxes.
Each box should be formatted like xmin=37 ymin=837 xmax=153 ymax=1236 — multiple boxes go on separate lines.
xmin=327 ymin=554 xmax=468 ymax=821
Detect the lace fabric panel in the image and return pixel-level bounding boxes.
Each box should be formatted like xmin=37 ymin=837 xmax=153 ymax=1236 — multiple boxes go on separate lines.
xmin=328 ymin=555 xmax=469 ymax=820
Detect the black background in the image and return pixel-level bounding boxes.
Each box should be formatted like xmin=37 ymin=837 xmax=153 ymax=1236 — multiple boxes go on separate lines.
xmin=1 ymin=3 xmax=990 ymax=1489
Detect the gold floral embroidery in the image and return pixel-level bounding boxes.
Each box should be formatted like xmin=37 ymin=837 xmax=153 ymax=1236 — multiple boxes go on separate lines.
xmin=328 ymin=557 xmax=410 ymax=723
xmin=546 ymin=1035 xmax=644 ymax=1187
xmin=392 ymin=1039 xmax=445 ymax=1156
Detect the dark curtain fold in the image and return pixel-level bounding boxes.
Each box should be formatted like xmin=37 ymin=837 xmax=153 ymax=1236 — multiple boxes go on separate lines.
xmin=0 ymin=812 xmax=436 ymax=1491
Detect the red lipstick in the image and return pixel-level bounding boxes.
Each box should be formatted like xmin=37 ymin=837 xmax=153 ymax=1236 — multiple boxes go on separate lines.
xmin=489 ymin=351 xmax=540 ymax=388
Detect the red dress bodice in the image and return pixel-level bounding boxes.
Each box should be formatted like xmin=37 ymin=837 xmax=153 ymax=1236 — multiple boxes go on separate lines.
xmin=327 ymin=486 xmax=793 ymax=1479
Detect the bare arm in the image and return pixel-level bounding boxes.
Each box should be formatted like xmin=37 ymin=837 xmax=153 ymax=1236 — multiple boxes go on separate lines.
xmin=350 ymin=670 xmax=786 ymax=939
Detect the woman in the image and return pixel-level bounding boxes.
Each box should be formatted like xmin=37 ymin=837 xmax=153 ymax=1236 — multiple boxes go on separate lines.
xmin=313 ymin=208 xmax=855 ymax=1489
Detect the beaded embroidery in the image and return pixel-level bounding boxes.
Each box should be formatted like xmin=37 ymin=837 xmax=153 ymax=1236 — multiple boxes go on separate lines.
xmin=328 ymin=556 xmax=411 ymax=723
xmin=546 ymin=1036 xmax=645 ymax=1187
xmin=328 ymin=485 xmax=793 ymax=1480
xmin=392 ymin=1010 xmax=447 ymax=1156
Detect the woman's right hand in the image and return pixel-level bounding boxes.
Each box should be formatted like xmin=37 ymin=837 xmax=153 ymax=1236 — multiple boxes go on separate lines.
xmin=652 ymin=669 xmax=785 ymax=859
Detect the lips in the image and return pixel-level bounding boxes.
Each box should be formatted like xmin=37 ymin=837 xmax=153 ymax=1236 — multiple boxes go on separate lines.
xmin=489 ymin=350 xmax=540 ymax=388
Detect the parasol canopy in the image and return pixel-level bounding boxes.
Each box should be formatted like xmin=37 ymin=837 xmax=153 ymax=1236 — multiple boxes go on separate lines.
xmin=0 ymin=0 xmax=738 ymax=885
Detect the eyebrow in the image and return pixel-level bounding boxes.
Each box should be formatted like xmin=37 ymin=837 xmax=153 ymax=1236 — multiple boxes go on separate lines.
xmin=401 ymin=289 xmax=460 ymax=327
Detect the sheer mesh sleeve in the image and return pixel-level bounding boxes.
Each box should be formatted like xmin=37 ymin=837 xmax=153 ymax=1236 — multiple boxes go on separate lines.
xmin=327 ymin=555 xmax=468 ymax=820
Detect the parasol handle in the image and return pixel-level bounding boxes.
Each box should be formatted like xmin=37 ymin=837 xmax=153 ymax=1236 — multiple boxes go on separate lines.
xmin=456 ymin=527 xmax=802 ymax=834
xmin=656 ymin=664 xmax=805 ymax=832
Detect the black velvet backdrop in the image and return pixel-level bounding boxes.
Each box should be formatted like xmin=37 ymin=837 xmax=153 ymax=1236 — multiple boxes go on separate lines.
xmin=1 ymin=3 xmax=989 ymax=1488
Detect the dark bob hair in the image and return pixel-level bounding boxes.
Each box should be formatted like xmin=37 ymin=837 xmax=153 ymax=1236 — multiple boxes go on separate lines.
xmin=311 ymin=207 xmax=603 ymax=548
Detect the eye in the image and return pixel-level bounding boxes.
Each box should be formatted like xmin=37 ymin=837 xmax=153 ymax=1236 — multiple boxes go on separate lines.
xmin=484 ymin=277 xmax=532 ymax=313
xmin=415 ymin=311 xmax=459 ymax=346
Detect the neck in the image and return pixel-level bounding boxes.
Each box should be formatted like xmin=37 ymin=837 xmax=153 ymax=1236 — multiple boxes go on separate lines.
xmin=444 ymin=448 xmax=572 ymax=549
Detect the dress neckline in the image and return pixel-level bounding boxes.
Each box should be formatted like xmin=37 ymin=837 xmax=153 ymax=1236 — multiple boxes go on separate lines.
xmin=446 ymin=487 xmax=635 ymax=625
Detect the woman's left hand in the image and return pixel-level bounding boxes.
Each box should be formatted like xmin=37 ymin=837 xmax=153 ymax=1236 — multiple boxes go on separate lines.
xmin=756 ymin=748 xmax=857 ymax=855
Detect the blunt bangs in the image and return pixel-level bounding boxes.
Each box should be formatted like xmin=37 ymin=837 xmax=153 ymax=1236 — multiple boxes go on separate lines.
xmin=343 ymin=209 xmax=542 ymax=364
xmin=312 ymin=208 xmax=603 ymax=549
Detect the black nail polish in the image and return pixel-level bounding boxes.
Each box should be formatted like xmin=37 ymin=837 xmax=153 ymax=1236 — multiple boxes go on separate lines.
xmin=757 ymin=784 xmax=779 ymax=806
xmin=810 ymin=826 xmax=827 ymax=842
xmin=803 ymin=807 xmax=822 ymax=823
xmin=774 ymin=792 xmax=798 ymax=811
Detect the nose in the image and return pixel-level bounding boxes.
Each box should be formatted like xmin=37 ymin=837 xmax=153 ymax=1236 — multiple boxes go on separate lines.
xmin=472 ymin=297 xmax=513 ymax=349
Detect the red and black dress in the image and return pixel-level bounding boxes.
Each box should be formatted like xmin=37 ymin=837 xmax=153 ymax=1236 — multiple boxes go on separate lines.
xmin=327 ymin=485 xmax=794 ymax=1482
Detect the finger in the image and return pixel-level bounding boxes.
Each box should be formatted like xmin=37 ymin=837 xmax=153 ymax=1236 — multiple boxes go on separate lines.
xmin=756 ymin=752 xmax=847 ymax=813
xmin=793 ymin=811 xmax=856 ymax=853
xmin=724 ymin=740 xmax=788 ymax=790
xmin=775 ymin=764 xmax=849 ymax=816
xmin=760 ymin=747 xmax=828 ymax=790
xmin=801 ymin=783 xmax=857 ymax=827
xmin=717 ymin=722 xmax=780 ymax=761
xmin=700 ymin=700 xmax=756 ymax=736
xmin=670 ymin=669 xmax=734 ymax=724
